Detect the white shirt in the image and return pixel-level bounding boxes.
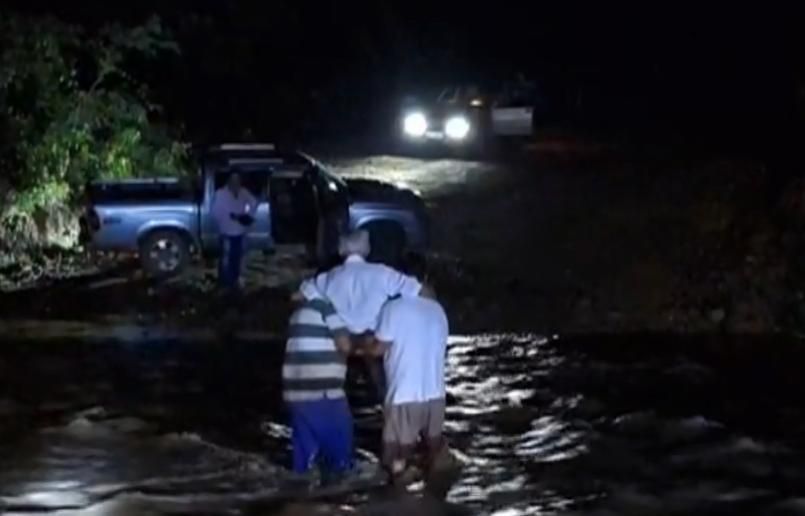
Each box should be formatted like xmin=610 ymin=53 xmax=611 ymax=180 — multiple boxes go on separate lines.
xmin=309 ymin=255 xmax=421 ymax=334
xmin=376 ymin=296 xmax=448 ymax=405
xmin=211 ymin=186 xmax=257 ymax=237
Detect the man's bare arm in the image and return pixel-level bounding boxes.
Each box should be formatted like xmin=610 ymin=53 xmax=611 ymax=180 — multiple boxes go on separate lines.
xmin=334 ymin=333 xmax=352 ymax=355
xmin=364 ymin=337 xmax=390 ymax=357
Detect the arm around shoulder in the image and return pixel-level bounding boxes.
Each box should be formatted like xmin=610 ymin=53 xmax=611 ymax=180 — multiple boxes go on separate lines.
xmin=384 ymin=266 xmax=422 ymax=298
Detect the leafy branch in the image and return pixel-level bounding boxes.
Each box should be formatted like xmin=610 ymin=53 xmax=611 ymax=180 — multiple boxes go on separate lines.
xmin=0 ymin=14 xmax=186 ymax=216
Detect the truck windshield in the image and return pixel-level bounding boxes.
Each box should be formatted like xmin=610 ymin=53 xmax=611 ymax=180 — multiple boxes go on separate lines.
xmin=87 ymin=179 xmax=193 ymax=203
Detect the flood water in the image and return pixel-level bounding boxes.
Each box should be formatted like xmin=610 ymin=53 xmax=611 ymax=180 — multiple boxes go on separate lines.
xmin=2 ymin=332 xmax=805 ymax=515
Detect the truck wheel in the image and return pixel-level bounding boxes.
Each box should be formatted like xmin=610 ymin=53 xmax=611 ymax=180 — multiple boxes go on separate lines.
xmin=139 ymin=230 xmax=190 ymax=278
xmin=365 ymin=221 xmax=406 ymax=268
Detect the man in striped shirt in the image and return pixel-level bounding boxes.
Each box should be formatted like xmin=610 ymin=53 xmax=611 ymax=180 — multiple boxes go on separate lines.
xmin=284 ymin=280 xmax=354 ymax=477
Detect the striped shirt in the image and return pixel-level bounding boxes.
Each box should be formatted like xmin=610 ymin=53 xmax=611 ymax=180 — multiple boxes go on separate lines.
xmin=283 ymin=298 xmax=350 ymax=403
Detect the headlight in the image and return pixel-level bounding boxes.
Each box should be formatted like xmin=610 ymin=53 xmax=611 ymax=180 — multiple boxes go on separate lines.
xmin=445 ymin=115 xmax=470 ymax=140
xmin=403 ymin=112 xmax=428 ymax=137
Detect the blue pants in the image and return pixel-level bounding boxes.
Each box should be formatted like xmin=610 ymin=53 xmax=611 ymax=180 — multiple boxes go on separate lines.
xmin=289 ymin=397 xmax=354 ymax=474
xmin=218 ymin=235 xmax=245 ymax=288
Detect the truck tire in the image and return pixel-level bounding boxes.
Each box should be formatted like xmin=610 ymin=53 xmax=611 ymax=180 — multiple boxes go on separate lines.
xmin=365 ymin=221 xmax=406 ymax=268
xmin=139 ymin=229 xmax=191 ymax=278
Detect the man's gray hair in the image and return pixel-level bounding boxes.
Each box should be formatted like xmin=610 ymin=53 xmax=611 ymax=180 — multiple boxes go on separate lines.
xmin=338 ymin=230 xmax=371 ymax=258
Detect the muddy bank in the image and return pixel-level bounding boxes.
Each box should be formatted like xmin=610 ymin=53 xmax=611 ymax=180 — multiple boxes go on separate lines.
xmin=423 ymin=153 xmax=804 ymax=335
xmin=1 ymin=149 xmax=804 ymax=336
xmin=0 ymin=251 xmax=493 ymax=337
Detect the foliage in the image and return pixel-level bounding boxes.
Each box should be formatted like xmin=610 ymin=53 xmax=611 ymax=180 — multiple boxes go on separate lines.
xmin=0 ymin=14 xmax=186 ymax=215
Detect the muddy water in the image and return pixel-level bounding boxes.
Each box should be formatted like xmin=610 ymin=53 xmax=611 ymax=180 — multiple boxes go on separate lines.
xmin=1 ymin=333 xmax=805 ymax=515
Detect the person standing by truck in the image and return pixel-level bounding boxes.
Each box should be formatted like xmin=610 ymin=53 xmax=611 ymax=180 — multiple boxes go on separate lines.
xmin=211 ymin=169 xmax=257 ymax=289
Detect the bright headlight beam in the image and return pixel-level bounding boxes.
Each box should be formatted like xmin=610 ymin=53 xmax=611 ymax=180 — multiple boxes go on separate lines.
xmin=403 ymin=112 xmax=428 ymax=137
xmin=445 ymin=116 xmax=471 ymax=140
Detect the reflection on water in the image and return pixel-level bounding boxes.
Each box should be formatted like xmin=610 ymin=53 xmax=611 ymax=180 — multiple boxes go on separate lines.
xmin=445 ymin=335 xmax=586 ymax=513
xmin=1 ymin=333 xmax=805 ymax=514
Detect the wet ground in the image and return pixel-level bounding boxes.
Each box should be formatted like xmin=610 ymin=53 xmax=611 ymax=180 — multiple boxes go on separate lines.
xmin=2 ymin=333 xmax=805 ymax=515
xmin=0 ymin=152 xmax=523 ymax=337
xmin=3 ymin=142 xmax=761 ymax=333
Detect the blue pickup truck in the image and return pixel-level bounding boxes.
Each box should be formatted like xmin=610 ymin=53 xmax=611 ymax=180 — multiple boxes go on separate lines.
xmin=81 ymin=144 xmax=429 ymax=276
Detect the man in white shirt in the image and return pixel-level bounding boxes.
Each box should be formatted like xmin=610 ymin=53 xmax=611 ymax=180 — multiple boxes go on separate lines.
xmin=211 ymin=170 xmax=257 ymax=289
xmin=298 ymin=230 xmax=422 ymax=398
xmin=306 ymin=230 xmax=422 ymax=333
xmin=366 ymin=268 xmax=449 ymax=483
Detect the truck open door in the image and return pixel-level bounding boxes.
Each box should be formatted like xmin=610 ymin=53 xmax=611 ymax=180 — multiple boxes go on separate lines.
xmin=268 ymin=168 xmax=319 ymax=247
xmin=491 ymin=82 xmax=537 ymax=137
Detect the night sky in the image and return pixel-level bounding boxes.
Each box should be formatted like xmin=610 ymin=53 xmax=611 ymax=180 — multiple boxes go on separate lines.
xmin=3 ymin=2 xmax=803 ymax=147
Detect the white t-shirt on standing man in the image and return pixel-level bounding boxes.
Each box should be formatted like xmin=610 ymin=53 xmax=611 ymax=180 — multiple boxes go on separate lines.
xmin=375 ymin=296 xmax=448 ymax=406
xmin=211 ymin=186 xmax=257 ymax=237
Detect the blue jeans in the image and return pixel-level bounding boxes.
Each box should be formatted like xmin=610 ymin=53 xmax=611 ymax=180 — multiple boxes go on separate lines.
xmin=289 ymin=397 xmax=354 ymax=474
xmin=218 ymin=235 xmax=245 ymax=288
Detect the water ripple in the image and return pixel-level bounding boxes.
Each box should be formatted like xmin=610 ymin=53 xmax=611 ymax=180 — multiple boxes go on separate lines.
xmin=0 ymin=333 xmax=804 ymax=514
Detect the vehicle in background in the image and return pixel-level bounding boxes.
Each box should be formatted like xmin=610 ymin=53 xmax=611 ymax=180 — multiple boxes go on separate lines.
xmin=81 ymin=144 xmax=429 ymax=277
xmin=399 ymin=78 xmax=542 ymax=151
xmin=399 ymin=85 xmax=488 ymax=149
